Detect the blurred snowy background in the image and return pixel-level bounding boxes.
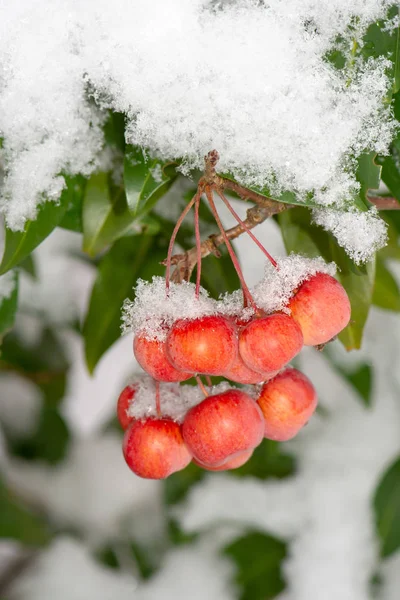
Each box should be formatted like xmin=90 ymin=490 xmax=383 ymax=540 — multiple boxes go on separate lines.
xmin=1 ymin=200 xmax=400 ymax=600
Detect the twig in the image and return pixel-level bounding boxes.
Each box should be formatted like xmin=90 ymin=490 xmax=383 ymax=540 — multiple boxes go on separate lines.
xmin=368 ymin=196 xmax=400 ymax=210
xmin=163 ymin=203 xmax=283 ymax=284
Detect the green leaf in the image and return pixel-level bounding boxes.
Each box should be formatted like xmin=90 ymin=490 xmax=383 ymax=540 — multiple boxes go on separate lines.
xmin=164 ymin=462 xmax=205 ymax=506
xmin=0 ymin=177 xmax=79 ymax=275
xmin=0 ymin=477 xmax=50 ymax=546
xmin=9 ymin=407 xmax=70 ymax=465
xmin=323 ymin=351 xmax=373 ymax=407
xmin=83 ymin=234 xmax=166 ymax=373
xmin=0 ymin=327 xmax=69 ymax=408
xmin=223 ymin=531 xmax=287 ymax=600
xmin=59 ymin=175 xmax=87 ymax=233
xmin=231 ymin=438 xmax=296 ymax=480
xmin=104 ymin=111 xmax=126 ymax=153
xmin=373 ymin=257 xmax=400 ymax=311
xmin=124 ymin=146 xmax=178 ymax=216
xmin=356 ymin=153 xmax=381 ymax=204
xmin=377 ymin=140 xmax=400 ymax=202
xmin=0 ymin=271 xmax=18 ymax=338
xmin=374 ymin=456 xmax=400 ymax=557
xmin=200 ymin=251 xmax=242 ymax=299
xmin=82 ymin=172 xmax=137 ymax=257
xmin=333 ymin=245 xmax=375 ymax=350
xmin=19 ymin=255 xmax=37 ymax=278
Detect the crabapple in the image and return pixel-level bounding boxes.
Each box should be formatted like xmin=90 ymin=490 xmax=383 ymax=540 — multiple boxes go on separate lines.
xmin=123 ymin=418 xmax=192 ymax=479
xmin=257 ymin=367 xmax=317 ymax=441
xmin=134 ymin=333 xmax=191 ymax=382
xmin=223 ymin=354 xmax=278 ymax=385
xmin=117 ymin=384 xmax=136 ymax=430
xmin=166 ymin=315 xmax=237 ymax=375
xmin=288 ymin=272 xmax=351 ymax=345
xmin=182 ymin=389 xmax=264 ymax=466
xmin=194 ymin=449 xmax=253 ymax=471
xmin=239 ymin=313 xmax=303 ymax=373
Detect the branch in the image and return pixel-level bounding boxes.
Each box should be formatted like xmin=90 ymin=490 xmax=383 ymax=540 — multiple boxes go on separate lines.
xmin=164 ymin=202 xmax=286 ymax=284
xmin=368 ymin=196 xmax=400 ymax=210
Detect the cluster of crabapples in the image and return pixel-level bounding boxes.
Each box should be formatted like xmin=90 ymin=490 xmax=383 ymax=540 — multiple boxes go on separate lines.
xmin=117 ymin=271 xmax=351 ymax=480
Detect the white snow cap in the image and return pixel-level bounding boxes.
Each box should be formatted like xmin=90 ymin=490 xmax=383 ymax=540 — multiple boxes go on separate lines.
xmin=121 ymin=277 xmax=218 ymax=340
xmin=126 ymin=376 xmax=234 ymax=423
xmin=122 ymin=257 xmax=337 ymax=335
xmin=219 ymin=255 xmax=337 ymax=317
xmin=0 ymin=0 xmax=396 ymax=265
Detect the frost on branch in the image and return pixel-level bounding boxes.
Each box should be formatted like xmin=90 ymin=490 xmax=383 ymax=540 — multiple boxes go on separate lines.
xmin=0 ymin=0 xmax=397 ymax=247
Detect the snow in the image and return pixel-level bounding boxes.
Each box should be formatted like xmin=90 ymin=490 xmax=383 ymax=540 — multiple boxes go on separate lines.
xmin=0 ymin=372 xmax=42 ymax=438
xmin=0 ymin=0 xmax=396 ymax=261
xmin=126 ymin=377 xmax=235 ymax=423
xmin=122 ymin=255 xmax=337 ymax=333
xmin=122 ymin=277 xmax=217 ymax=341
xmin=9 ymin=537 xmax=138 ymax=600
xmin=251 ymin=255 xmax=336 ymax=315
xmin=5 ymin=433 xmax=166 ymax=547
xmin=313 ymin=207 xmax=388 ymax=264
xmin=139 ymin=539 xmax=235 ymax=600
xmin=0 ymin=270 xmax=17 ymax=301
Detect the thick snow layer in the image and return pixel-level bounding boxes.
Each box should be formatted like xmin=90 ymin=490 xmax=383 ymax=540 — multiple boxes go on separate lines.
xmin=0 ymin=0 xmax=396 ymax=263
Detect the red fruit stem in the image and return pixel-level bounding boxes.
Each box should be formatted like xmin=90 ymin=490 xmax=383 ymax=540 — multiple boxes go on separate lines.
xmin=196 ymin=375 xmax=210 ymax=397
xmin=205 ymin=375 xmax=212 ymax=387
xmin=165 ymin=191 xmax=199 ymax=292
xmin=155 ymin=380 xmax=161 ymax=417
xmin=216 ymin=189 xmax=277 ymax=268
xmin=194 ymin=195 xmax=202 ymax=298
xmin=205 ymin=186 xmax=257 ymax=310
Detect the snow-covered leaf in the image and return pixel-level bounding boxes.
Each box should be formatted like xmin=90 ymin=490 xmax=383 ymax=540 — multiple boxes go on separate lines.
xmin=0 ymin=178 xmax=78 ymax=275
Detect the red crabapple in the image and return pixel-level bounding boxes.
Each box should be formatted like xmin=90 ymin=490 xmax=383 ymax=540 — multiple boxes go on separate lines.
xmin=117 ymin=384 xmax=136 ymax=430
xmin=194 ymin=449 xmax=253 ymax=471
xmin=239 ymin=313 xmax=303 ymax=373
xmin=182 ymin=389 xmax=264 ymax=466
xmin=166 ymin=315 xmax=237 ymax=375
xmin=134 ymin=333 xmax=192 ymax=382
xmin=288 ymin=272 xmax=351 ymax=346
xmin=223 ymin=354 xmax=278 ymax=385
xmin=123 ymin=418 xmax=192 ymax=479
xmin=257 ymin=367 xmax=317 ymax=441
